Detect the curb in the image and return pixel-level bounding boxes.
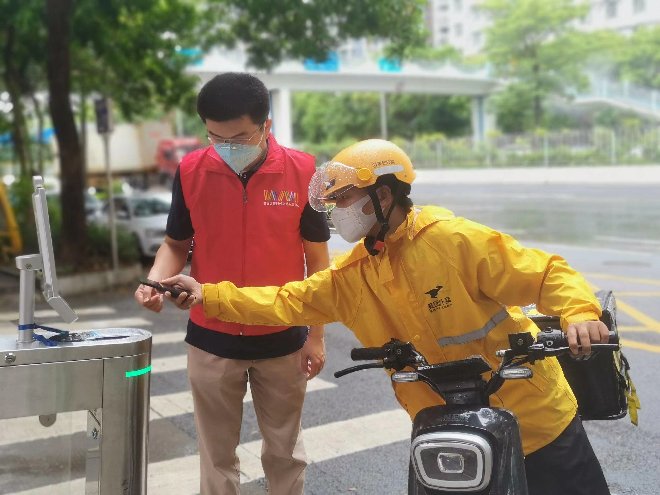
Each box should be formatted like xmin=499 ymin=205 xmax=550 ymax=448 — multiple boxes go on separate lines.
xmin=56 ymin=263 xmax=144 ymax=296
xmin=414 ymin=165 xmax=660 ymax=185
xmin=0 ymin=264 xmax=143 ymax=298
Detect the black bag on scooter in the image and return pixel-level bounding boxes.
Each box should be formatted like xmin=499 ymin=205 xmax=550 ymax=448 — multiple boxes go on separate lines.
xmin=522 ymin=290 xmax=638 ymax=422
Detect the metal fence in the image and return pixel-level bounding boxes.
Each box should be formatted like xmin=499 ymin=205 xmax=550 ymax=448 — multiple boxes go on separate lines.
xmin=402 ymin=126 xmax=660 ymax=169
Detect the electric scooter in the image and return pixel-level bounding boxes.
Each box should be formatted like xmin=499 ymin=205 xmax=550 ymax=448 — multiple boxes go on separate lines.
xmin=334 ymin=328 xmax=620 ymax=495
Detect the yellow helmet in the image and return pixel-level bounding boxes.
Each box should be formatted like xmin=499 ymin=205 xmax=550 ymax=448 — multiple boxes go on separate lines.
xmin=308 ymin=139 xmax=416 ymax=212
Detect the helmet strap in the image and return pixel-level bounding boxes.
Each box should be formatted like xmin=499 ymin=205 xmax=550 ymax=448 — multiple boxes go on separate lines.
xmin=364 ymin=182 xmax=400 ymax=256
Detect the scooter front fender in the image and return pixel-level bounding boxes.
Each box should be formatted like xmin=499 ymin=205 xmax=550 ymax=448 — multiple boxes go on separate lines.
xmin=410 ymin=405 xmax=528 ymax=495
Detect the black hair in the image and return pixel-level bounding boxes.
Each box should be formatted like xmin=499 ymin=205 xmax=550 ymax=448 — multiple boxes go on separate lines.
xmin=196 ymin=73 xmax=270 ymax=124
xmin=374 ymin=174 xmax=413 ymax=211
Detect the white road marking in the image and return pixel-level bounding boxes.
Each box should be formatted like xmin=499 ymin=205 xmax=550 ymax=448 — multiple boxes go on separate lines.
xmin=151 ymin=330 xmax=186 ymax=345
xmin=0 ymin=375 xmax=336 ymax=447
xmin=8 ymin=409 xmax=411 ymax=495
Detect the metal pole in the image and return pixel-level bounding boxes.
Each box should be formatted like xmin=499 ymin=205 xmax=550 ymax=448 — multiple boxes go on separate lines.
xmin=379 ymin=92 xmax=388 ymax=140
xmin=103 ymin=133 xmax=119 ymax=273
xmin=15 ymin=254 xmax=40 ymax=344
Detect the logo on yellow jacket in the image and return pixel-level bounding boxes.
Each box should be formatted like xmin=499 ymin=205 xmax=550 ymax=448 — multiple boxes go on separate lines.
xmin=425 ymin=284 xmax=452 ymax=312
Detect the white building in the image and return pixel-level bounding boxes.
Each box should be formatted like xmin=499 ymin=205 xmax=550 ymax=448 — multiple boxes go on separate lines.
xmin=425 ymin=0 xmax=660 ymax=55
xmin=581 ymin=0 xmax=660 ymax=33
xmin=425 ymin=0 xmax=489 ymax=55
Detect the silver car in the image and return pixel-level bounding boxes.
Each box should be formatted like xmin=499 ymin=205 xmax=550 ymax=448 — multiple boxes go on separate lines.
xmin=96 ymin=192 xmax=171 ymax=259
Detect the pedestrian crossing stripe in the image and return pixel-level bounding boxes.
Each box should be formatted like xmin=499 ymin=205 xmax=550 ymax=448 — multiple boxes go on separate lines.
xmin=0 ymin=376 xmax=337 ymax=448
xmin=7 ymin=409 xmax=411 ymax=495
xmin=151 ymin=330 xmax=186 ymax=345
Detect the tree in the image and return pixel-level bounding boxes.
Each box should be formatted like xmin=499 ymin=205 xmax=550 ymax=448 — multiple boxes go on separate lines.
xmin=0 ymin=0 xmax=47 ymax=177
xmin=42 ymin=0 xmax=200 ymax=266
xmin=69 ymin=1 xmax=198 ymax=120
xmin=293 ymin=93 xmax=380 ymax=143
xmin=46 ymin=0 xmax=87 ymax=262
xmin=293 ymin=92 xmax=470 ymax=143
xmin=388 ymin=94 xmax=470 ymax=139
xmin=5 ymin=0 xmax=426 ymax=268
xmin=1 ymin=0 xmax=199 ymax=266
xmin=481 ymin=0 xmax=591 ymax=128
xmin=200 ymin=0 xmax=426 ymax=69
xmin=615 ymin=26 xmax=660 ymax=89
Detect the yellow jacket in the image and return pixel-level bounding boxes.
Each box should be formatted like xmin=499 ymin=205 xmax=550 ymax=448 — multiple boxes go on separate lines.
xmin=204 ymin=206 xmax=602 ymax=454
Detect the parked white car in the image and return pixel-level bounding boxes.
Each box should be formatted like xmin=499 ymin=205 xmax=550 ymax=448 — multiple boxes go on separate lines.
xmin=94 ymin=192 xmax=171 ymax=259
xmin=47 ymin=189 xmax=104 ymax=222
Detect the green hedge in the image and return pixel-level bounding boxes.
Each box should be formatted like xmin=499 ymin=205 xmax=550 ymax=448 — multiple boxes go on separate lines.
xmin=7 ymin=178 xmax=139 ymax=270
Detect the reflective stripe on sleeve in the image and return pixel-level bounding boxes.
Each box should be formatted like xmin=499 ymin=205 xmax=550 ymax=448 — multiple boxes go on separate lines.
xmin=438 ymin=308 xmax=509 ymax=346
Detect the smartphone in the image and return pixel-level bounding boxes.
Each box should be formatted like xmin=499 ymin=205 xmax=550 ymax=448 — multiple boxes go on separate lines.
xmin=139 ymin=278 xmax=187 ymax=299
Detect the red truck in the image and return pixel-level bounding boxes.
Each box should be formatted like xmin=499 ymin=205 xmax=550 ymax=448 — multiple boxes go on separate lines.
xmin=155 ymin=136 xmax=203 ymax=177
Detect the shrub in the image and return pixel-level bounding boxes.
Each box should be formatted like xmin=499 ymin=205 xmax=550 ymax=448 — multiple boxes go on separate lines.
xmin=8 ymin=179 xmax=139 ymax=271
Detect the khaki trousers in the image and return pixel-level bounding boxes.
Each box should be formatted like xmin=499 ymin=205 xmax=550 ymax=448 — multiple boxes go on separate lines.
xmin=187 ymin=344 xmax=308 ymax=495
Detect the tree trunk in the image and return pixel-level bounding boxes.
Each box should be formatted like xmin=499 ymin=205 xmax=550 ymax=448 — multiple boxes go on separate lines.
xmin=3 ymin=25 xmax=33 ymax=177
xmin=45 ymin=0 xmax=87 ymax=267
xmin=533 ymin=62 xmax=543 ymax=127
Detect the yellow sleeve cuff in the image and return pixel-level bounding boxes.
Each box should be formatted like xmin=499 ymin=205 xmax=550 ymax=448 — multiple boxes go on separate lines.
xmin=202 ymin=283 xmax=222 ymax=318
xmin=560 ymin=311 xmax=601 ymax=330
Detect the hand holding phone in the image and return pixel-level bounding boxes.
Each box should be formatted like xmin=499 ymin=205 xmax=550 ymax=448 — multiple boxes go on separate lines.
xmin=139 ymin=278 xmax=187 ymax=299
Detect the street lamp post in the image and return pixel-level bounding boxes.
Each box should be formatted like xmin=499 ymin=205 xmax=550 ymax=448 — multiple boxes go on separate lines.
xmin=94 ymin=97 xmax=118 ymax=273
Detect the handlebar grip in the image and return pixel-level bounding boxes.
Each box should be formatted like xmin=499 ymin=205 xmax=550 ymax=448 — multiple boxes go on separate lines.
xmin=350 ymin=347 xmax=387 ymax=361
xmin=537 ymin=329 xmax=619 ymax=348
xmin=544 ymin=343 xmax=620 ymax=357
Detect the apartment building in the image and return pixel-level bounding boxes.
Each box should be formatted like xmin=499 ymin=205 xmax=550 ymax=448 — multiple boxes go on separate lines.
xmin=425 ymin=0 xmax=660 ymax=54
xmin=425 ymin=0 xmax=488 ymax=55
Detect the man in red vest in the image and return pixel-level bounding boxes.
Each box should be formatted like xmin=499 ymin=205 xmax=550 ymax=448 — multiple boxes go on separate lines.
xmin=135 ymin=72 xmax=330 ymax=495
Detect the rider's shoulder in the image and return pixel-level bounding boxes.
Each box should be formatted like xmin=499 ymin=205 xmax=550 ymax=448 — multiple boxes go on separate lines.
xmin=415 ymin=207 xmax=499 ymax=254
xmin=331 ymin=243 xmax=370 ymax=270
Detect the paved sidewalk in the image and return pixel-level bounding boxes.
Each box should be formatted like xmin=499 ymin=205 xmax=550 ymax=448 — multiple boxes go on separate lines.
xmin=415 ymin=165 xmax=660 ymax=184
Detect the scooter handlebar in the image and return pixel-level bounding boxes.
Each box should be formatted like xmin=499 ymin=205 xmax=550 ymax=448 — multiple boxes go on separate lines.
xmin=536 ymin=328 xmax=619 ymax=349
xmin=334 ymin=362 xmax=384 ymax=378
xmin=350 ymin=347 xmax=388 ymax=361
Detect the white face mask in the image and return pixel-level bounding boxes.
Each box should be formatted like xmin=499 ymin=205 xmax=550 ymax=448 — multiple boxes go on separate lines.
xmin=330 ymin=195 xmax=377 ymax=243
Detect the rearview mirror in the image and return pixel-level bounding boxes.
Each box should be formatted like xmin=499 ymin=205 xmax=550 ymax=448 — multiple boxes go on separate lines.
xmin=392 ymin=371 xmax=419 ymax=383
xmin=499 ymin=367 xmax=533 ymax=380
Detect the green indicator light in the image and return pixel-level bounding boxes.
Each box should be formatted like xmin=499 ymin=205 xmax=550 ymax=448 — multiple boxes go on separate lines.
xmin=125 ymin=365 xmax=152 ymax=378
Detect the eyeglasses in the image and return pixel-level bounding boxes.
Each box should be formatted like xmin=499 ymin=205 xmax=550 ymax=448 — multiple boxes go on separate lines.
xmin=207 ymin=124 xmax=264 ymax=146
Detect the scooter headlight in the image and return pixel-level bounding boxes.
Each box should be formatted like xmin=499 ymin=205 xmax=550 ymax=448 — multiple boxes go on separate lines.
xmin=411 ymin=432 xmax=493 ymax=491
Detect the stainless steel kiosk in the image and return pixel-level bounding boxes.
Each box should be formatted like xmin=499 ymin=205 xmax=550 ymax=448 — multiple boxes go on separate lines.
xmin=0 ymin=177 xmax=152 ymax=494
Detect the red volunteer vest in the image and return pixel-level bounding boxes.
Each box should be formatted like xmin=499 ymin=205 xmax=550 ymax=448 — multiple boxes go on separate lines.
xmin=179 ymin=135 xmax=314 ymax=335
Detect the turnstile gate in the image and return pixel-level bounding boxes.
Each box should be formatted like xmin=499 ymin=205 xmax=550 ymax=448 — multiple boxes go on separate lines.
xmin=0 ymin=328 xmax=152 ymax=494
xmin=0 ymin=176 xmax=152 ymax=493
